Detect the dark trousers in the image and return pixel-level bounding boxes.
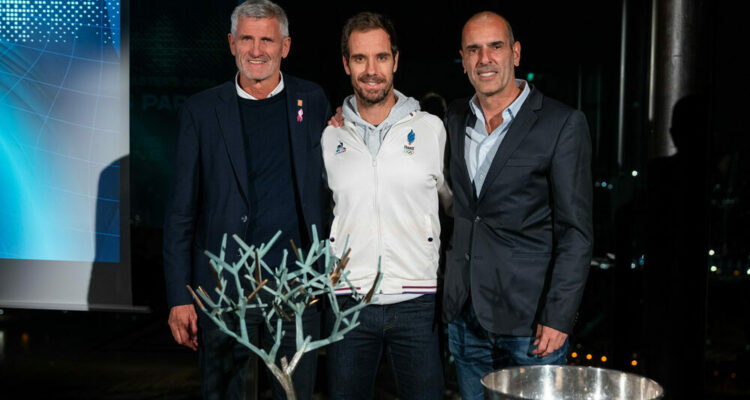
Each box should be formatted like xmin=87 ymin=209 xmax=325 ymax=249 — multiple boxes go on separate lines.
xmin=325 ymin=295 xmax=444 ymax=400
xmin=199 ymin=307 xmax=320 ymax=400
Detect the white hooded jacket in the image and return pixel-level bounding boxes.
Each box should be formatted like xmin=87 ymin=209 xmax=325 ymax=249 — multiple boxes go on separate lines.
xmin=322 ymin=92 xmax=446 ymax=296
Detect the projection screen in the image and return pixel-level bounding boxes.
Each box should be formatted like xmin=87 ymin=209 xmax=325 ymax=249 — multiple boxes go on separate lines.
xmin=0 ymin=0 xmax=134 ymax=310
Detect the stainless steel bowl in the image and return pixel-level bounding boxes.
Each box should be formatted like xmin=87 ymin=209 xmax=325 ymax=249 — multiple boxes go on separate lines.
xmin=481 ymin=365 xmax=664 ymax=400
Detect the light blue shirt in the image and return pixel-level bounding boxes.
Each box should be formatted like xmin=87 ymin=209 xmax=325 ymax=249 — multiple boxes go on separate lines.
xmin=465 ymin=79 xmax=530 ymax=195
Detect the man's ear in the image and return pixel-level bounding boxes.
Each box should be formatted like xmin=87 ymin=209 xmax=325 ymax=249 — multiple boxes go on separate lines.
xmin=393 ymin=51 xmax=399 ymax=73
xmin=281 ymin=36 xmax=291 ymax=59
xmin=228 ymin=33 xmax=236 ymax=56
xmin=343 ymin=56 xmax=351 ymax=75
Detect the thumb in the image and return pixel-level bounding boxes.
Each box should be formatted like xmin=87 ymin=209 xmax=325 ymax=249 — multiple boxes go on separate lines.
xmin=190 ymin=314 xmax=198 ymax=335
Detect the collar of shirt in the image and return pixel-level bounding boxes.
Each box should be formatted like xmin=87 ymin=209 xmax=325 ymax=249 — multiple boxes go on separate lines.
xmin=464 ymin=79 xmax=530 ymax=188
xmin=235 ymin=71 xmax=285 ymax=100
xmin=468 ymin=78 xmax=530 ymax=138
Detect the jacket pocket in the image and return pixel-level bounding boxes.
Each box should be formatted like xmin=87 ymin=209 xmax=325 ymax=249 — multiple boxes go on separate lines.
xmin=328 ymin=216 xmax=344 ymax=259
xmin=505 ymin=157 xmax=541 ymax=167
xmin=511 ymin=251 xmax=552 ymax=260
xmin=424 ymin=215 xmax=439 ymax=262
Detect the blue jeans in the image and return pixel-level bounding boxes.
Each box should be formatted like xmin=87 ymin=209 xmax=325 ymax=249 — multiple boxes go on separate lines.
xmin=199 ymin=306 xmax=320 ymax=400
xmin=325 ymin=295 xmax=444 ymax=400
xmin=448 ymin=303 xmax=568 ymax=400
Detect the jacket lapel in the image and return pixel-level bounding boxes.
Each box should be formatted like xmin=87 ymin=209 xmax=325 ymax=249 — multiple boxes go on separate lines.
xmin=451 ymin=99 xmax=476 ymax=210
xmin=215 ymin=81 xmax=249 ymax=205
xmin=285 ymin=77 xmax=309 ymax=204
xmin=476 ymin=88 xmax=541 ymax=204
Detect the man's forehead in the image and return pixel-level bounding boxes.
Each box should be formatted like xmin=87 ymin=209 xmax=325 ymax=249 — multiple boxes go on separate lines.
xmin=462 ymin=17 xmax=509 ymax=44
xmin=349 ymin=29 xmax=392 ymax=50
xmin=236 ymin=16 xmax=280 ymax=32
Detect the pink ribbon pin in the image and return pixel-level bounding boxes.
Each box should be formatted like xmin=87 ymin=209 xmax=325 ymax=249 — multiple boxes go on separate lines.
xmin=297 ymin=108 xmax=303 ymax=122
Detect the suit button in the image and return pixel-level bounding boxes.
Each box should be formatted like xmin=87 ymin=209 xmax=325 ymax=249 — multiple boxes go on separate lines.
xmin=475 ymin=216 xmax=481 ymax=222
xmin=241 ymin=215 xmax=248 ymax=223
xmin=465 ymin=253 xmax=471 ymax=261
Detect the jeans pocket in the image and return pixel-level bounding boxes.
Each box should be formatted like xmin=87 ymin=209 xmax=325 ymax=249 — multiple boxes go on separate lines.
xmin=410 ymin=293 xmax=436 ymax=305
xmin=335 ymin=294 xmax=358 ymax=310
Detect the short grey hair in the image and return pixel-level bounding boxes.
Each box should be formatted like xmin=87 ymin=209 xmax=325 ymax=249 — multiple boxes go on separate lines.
xmin=230 ymin=0 xmax=289 ymax=37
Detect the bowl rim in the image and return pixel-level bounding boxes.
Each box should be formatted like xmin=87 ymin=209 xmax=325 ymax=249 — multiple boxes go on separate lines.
xmin=480 ymin=365 xmax=665 ymax=399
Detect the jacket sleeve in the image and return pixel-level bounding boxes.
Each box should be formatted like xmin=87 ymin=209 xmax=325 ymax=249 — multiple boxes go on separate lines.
xmin=435 ymin=117 xmax=453 ymax=216
xmin=540 ymin=109 xmax=593 ymax=333
xmin=162 ymin=103 xmax=201 ymax=309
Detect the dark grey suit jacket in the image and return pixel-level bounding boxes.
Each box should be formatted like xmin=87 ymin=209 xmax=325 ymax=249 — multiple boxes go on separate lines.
xmin=163 ymin=75 xmax=331 ymax=314
xmin=442 ymin=88 xmax=593 ymax=336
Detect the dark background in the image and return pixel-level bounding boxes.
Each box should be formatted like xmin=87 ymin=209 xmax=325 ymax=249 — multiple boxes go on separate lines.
xmin=2 ymin=0 xmax=749 ymax=399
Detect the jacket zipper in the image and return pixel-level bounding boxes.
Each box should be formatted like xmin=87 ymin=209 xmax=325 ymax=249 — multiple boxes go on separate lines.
xmin=344 ymin=117 xmax=415 ymax=295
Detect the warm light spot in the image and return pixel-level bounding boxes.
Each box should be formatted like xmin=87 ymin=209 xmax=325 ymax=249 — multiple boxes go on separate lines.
xmin=710 ymin=265 xmax=717 ymax=272
xmin=631 ymin=360 xmax=638 ymax=367
xmin=20 ymin=332 xmax=30 ymax=351
xmin=571 ymin=352 xmax=578 ymax=358
xmin=601 ymin=356 xmax=608 ymax=362
xmin=713 ymin=370 xmax=719 ymax=377
xmin=708 ymin=249 xmax=715 ymax=256
xmin=586 ymin=354 xmax=592 ymax=360
xmin=730 ymin=373 xmax=737 ymax=379
xmin=734 ymin=270 xmax=741 ymax=277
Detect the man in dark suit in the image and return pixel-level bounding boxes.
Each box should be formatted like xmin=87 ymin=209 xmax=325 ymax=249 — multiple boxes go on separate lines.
xmin=442 ymin=12 xmax=593 ymax=399
xmin=162 ymin=1 xmax=330 ymax=399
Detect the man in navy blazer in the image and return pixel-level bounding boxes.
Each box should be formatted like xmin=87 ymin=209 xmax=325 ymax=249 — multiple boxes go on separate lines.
xmin=162 ymin=1 xmax=330 ymax=399
xmin=442 ymin=12 xmax=593 ymax=399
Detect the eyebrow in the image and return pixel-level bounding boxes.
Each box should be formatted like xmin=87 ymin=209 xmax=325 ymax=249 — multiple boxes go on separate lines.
xmin=350 ymin=52 xmax=391 ymax=59
xmin=465 ymin=40 xmax=505 ymax=49
xmin=238 ymin=34 xmax=274 ymax=41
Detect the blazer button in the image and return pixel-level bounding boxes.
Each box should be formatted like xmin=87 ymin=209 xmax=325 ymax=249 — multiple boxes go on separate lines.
xmin=475 ymin=216 xmax=481 ymax=222
xmin=241 ymin=215 xmax=248 ymax=223
xmin=465 ymin=253 xmax=471 ymax=261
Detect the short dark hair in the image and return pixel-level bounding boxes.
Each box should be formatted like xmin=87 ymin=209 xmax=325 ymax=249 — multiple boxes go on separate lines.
xmin=341 ymin=12 xmax=399 ymax=60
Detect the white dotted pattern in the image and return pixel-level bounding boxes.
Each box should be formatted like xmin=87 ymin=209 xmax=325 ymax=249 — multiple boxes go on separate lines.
xmin=0 ymin=0 xmax=120 ymax=45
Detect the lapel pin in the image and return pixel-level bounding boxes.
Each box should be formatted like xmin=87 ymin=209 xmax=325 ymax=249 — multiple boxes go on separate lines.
xmin=297 ymin=108 xmax=304 ymax=122
xmin=297 ymin=99 xmax=303 ymax=107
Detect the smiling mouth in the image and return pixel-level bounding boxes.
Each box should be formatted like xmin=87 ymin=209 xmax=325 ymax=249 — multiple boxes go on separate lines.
xmin=478 ymin=71 xmax=496 ymax=77
xmin=359 ymin=74 xmax=385 ymax=87
xmin=247 ymin=59 xmax=267 ymax=65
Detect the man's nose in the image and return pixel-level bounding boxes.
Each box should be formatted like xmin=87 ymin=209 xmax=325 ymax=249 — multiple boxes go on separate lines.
xmin=365 ymin=58 xmax=377 ymax=74
xmin=478 ymin=47 xmax=491 ymax=64
xmin=250 ymin=40 xmax=264 ymax=57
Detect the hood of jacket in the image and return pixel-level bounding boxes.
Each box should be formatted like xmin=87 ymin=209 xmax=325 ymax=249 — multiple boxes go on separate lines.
xmin=342 ymin=89 xmax=421 ymax=156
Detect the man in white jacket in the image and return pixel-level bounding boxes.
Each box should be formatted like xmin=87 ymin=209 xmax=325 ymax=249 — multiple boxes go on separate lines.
xmin=321 ymin=11 xmax=447 ymax=400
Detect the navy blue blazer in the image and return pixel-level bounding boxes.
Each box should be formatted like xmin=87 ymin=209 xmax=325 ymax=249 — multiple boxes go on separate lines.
xmin=442 ymin=88 xmax=593 ymax=336
xmin=163 ymin=74 xmax=331 ymax=309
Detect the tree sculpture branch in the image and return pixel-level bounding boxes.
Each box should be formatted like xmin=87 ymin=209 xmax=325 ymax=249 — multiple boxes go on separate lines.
xmin=186 ymin=225 xmax=381 ymax=400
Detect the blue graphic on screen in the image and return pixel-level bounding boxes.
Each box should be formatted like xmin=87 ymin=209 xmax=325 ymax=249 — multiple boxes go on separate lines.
xmin=0 ymin=1 xmax=123 ymax=262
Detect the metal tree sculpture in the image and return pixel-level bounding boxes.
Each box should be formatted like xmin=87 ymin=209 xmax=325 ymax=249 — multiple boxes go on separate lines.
xmin=186 ymin=226 xmax=381 ymax=400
